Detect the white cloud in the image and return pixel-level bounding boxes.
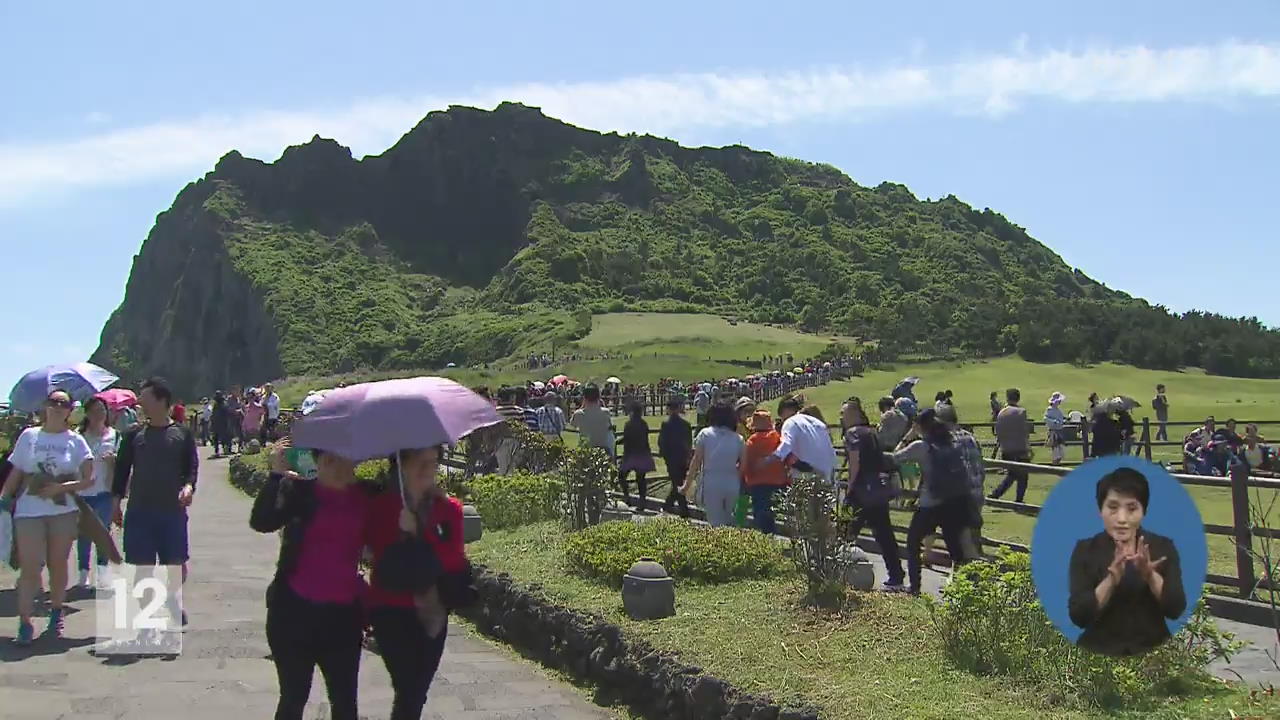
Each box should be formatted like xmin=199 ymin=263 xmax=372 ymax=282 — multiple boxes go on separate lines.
xmin=2 ymin=40 xmax=1278 ymax=205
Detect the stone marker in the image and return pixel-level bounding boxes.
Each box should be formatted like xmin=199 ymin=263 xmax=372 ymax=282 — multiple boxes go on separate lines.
xmin=622 ymin=557 xmax=675 ymax=620
xmin=462 ymin=504 xmax=483 ymax=543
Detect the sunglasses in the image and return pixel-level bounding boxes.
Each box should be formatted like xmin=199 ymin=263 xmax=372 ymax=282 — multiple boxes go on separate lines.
xmin=46 ymin=398 xmax=72 ymax=408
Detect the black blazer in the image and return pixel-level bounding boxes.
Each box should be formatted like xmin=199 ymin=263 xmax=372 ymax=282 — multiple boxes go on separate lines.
xmin=1067 ymin=529 xmax=1187 ymax=657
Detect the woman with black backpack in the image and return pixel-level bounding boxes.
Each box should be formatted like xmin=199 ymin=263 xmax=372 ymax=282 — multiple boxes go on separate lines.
xmin=841 ymin=397 xmax=906 ymax=592
xmin=892 ymin=408 xmax=972 ymax=596
xmin=365 ymin=446 xmax=476 ymax=720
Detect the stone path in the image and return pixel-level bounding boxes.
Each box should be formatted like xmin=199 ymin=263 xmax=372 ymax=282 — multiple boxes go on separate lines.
xmin=0 ymin=452 xmax=613 ymax=720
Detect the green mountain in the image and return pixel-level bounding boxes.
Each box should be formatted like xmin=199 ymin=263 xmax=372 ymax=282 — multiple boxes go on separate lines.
xmin=92 ymin=102 xmax=1280 ymax=395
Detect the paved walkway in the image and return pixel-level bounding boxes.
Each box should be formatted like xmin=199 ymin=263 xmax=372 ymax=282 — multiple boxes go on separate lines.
xmin=0 ymin=452 xmax=612 ymax=720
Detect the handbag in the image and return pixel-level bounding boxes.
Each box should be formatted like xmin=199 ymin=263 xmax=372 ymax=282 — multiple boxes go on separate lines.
xmin=373 ymin=461 xmax=443 ymax=594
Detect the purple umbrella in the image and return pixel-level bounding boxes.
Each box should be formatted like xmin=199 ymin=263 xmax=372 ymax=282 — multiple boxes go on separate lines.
xmin=290 ymin=376 xmax=501 ymax=461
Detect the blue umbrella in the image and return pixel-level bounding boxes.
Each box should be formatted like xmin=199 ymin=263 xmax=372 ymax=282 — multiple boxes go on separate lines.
xmin=8 ymin=362 xmax=120 ymax=413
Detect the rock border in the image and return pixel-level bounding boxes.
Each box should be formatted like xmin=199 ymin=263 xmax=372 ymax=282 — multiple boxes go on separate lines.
xmin=460 ymin=567 xmax=821 ymax=720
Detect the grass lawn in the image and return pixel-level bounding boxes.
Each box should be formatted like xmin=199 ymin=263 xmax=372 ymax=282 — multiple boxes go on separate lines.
xmin=468 ymin=522 xmax=1278 ymax=720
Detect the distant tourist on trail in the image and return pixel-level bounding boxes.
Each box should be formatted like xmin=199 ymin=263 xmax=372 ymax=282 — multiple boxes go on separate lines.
xmin=937 ymin=404 xmax=987 ymax=561
xmin=693 ymin=385 xmax=711 ymax=428
xmin=210 ymin=391 xmax=234 ymax=457
xmin=1152 ymin=384 xmax=1169 ymax=442
xmin=262 ymin=383 xmax=282 ymax=443
xmin=680 ymin=403 xmax=744 ymax=527
xmin=841 ymin=397 xmax=905 ymax=591
xmin=198 ymin=396 xmax=212 ymax=446
xmin=241 ymin=389 xmax=265 ymax=453
xmin=892 ymin=408 xmax=973 ymax=596
xmin=76 ymin=396 xmax=118 ymax=589
xmin=618 ymin=402 xmax=655 ymax=510
xmin=254 ymin=439 xmax=374 ymax=720
xmin=658 ymin=399 xmax=693 ymax=517
xmin=535 ymin=391 xmax=566 ymax=440
xmin=756 ymin=395 xmax=837 ymax=486
xmin=989 ymin=391 xmax=1002 ymax=422
xmin=570 ymin=384 xmax=615 ymax=460
xmin=743 ymin=410 xmax=788 ymax=535
xmin=877 ymin=396 xmax=910 ymax=449
xmin=0 ymin=388 xmax=94 ymax=645
xmin=989 ymin=388 xmax=1031 ymax=503
xmin=113 ymin=377 xmax=198 ymax=629
xmin=1044 ymin=392 xmax=1068 ymax=465
xmin=934 ymin=391 xmax=949 ymax=414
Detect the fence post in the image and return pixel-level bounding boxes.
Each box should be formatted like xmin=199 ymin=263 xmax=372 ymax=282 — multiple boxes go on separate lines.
xmin=1141 ymin=417 xmax=1152 ymax=462
xmin=1229 ymin=462 xmax=1256 ymax=599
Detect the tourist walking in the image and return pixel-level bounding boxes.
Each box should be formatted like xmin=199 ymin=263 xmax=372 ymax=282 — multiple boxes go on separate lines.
xmin=989 ymin=388 xmax=1031 ymax=503
xmin=759 ymin=395 xmax=838 ymax=485
xmin=1090 ymin=400 xmax=1126 ymax=458
xmin=679 ymin=403 xmax=744 ymax=527
xmin=936 ymin=405 xmax=987 ymax=562
xmin=989 ymin=391 xmax=1002 ymax=422
xmin=112 ymin=377 xmax=198 ymax=626
xmin=262 ymin=383 xmax=282 ymax=443
xmin=1152 ymin=384 xmax=1169 ymax=442
xmin=366 ymin=446 xmax=477 ymax=720
xmin=877 ymin=396 xmax=910 ymax=449
xmin=241 ymin=389 xmax=265 ymax=452
xmin=618 ymin=402 xmax=655 ymax=510
xmin=0 ymin=389 xmax=93 ymax=645
xmin=693 ymin=385 xmax=712 ymax=428
xmin=569 ymin=384 xmax=615 ymax=459
xmin=535 ymin=391 xmax=566 ymax=440
xmin=210 ymin=391 xmax=234 ymax=457
xmin=76 ymin=395 xmax=118 ymax=589
xmin=252 ymin=440 xmax=372 ymax=720
xmin=1044 ymin=392 xmax=1067 ymax=465
xmin=658 ymin=399 xmax=693 ymax=517
xmin=841 ymin=397 xmax=905 ymax=591
xmin=198 ymin=396 xmax=212 ymax=446
xmin=742 ymin=410 xmax=788 ymax=534
xmin=893 ymin=408 xmax=972 ymax=595
xmin=732 ymin=396 xmax=758 ymax=527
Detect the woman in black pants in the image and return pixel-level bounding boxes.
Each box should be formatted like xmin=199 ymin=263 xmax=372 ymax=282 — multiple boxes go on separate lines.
xmin=366 ymin=446 xmax=476 ymax=720
xmin=250 ymin=440 xmax=374 ymax=720
xmin=840 ymin=397 xmax=907 ymax=592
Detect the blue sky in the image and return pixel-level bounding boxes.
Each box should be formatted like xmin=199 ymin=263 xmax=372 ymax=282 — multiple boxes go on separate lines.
xmin=2 ymin=1 xmax=1279 ymax=395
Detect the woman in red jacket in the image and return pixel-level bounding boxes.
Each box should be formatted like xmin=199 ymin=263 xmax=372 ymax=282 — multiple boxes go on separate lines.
xmin=365 ymin=446 xmax=474 ymax=720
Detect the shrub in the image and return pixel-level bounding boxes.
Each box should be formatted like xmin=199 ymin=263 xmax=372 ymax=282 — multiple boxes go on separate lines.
xmin=929 ymin=548 xmax=1241 ymax=710
xmin=467 ymin=472 xmax=563 ymax=530
xmin=563 ymin=517 xmax=787 ymax=585
xmin=559 ymin=446 xmax=610 ymax=530
xmin=783 ymin=472 xmax=853 ymax=608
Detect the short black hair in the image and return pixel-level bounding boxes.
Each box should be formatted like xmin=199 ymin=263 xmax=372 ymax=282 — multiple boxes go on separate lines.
xmin=1096 ymin=467 xmax=1150 ymax=512
xmin=878 ymin=396 xmax=896 ymax=412
xmin=583 ymin=384 xmax=601 ymax=402
xmin=1006 ymin=387 xmax=1020 ymax=403
xmin=513 ymin=386 xmax=529 ymax=405
xmin=706 ymin=403 xmax=737 ymax=431
xmin=778 ymin=396 xmax=803 ymax=415
xmin=141 ymin=377 xmax=174 ymax=406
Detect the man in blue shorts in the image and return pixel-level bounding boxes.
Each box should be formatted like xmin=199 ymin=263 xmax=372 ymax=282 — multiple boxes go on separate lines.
xmin=113 ymin=376 xmax=198 ymax=629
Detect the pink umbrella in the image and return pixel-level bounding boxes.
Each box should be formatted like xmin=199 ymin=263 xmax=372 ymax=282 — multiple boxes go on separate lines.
xmin=550 ymin=375 xmax=569 ymax=386
xmin=95 ymin=388 xmax=138 ymax=411
xmin=290 ymin=376 xmax=501 ymax=461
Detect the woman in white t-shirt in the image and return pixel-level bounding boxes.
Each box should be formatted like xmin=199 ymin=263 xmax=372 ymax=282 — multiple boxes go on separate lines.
xmin=0 ymin=389 xmax=94 ymax=645
xmin=75 ymin=396 xmax=118 ymax=589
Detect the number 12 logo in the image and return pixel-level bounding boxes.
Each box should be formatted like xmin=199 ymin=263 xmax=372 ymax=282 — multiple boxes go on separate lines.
xmin=112 ymin=577 xmax=169 ymax=630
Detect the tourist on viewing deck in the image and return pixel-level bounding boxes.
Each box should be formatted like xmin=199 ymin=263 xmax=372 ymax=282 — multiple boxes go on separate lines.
xmin=743 ymin=410 xmax=787 ymax=534
xmin=658 ymin=399 xmax=693 ymax=517
xmin=841 ymin=397 xmax=906 ymax=591
xmin=1044 ymin=392 xmax=1068 ymax=465
xmin=989 ymin=388 xmax=1031 ymax=503
xmin=112 ymin=377 xmax=198 ymax=628
xmin=570 ymin=384 xmax=615 ymax=459
xmin=1152 ymin=385 xmax=1170 ymax=442
xmin=262 ymin=382 xmax=282 ymax=443
xmin=0 ymin=389 xmax=94 ymax=645
xmin=76 ymin=396 xmax=118 ymax=589
xmin=1241 ymin=424 xmax=1273 ymax=472
xmin=877 ymin=396 xmax=910 ymax=449
xmin=679 ymin=403 xmax=744 ymax=527
xmin=535 ymin=391 xmax=566 ymax=440
xmin=253 ymin=439 xmax=374 ymax=720
xmin=366 ymin=446 xmax=476 ymax=720
xmin=618 ymin=402 xmax=655 ymax=510
xmin=892 ymin=408 xmax=972 ymax=596
xmin=936 ymin=404 xmax=987 ymax=561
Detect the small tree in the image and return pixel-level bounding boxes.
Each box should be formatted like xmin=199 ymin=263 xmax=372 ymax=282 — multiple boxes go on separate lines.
xmin=783 ymin=473 xmax=852 ymax=608
xmin=559 ymin=446 xmax=610 ymax=531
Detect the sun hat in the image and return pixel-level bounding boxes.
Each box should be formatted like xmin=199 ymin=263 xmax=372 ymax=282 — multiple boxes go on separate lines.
xmin=735 ymin=396 xmax=757 ymax=412
xmin=1049 ymin=392 xmax=1066 ymax=406
xmin=750 ymin=410 xmax=774 ymax=432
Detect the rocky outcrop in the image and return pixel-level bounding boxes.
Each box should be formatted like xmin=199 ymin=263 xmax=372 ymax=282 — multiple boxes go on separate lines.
xmin=461 ymin=568 xmax=822 ymax=720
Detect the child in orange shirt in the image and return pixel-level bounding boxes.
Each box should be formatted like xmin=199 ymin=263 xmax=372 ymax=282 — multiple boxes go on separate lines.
xmin=742 ymin=411 xmax=789 ymax=534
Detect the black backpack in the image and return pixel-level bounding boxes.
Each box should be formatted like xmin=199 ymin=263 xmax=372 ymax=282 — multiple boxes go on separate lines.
xmin=925 ymin=435 xmax=971 ymax=500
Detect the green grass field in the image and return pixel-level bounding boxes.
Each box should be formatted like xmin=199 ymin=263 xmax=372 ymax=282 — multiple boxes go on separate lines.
xmin=272 ymin=312 xmax=1280 ymax=590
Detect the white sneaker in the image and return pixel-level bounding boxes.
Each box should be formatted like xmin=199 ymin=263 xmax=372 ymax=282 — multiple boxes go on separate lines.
xmin=95 ymin=566 xmax=113 ymax=590
xmin=77 ymin=569 xmax=91 ymax=588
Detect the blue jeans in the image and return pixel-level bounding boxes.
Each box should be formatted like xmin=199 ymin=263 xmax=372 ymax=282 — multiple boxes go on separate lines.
xmin=123 ymin=508 xmax=190 ymax=565
xmin=749 ymin=485 xmax=779 ymax=535
xmin=77 ymin=492 xmax=114 ymax=570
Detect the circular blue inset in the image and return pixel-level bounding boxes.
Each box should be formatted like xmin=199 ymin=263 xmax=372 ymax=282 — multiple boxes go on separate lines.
xmin=1030 ymin=455 xmax=1208 ymax=648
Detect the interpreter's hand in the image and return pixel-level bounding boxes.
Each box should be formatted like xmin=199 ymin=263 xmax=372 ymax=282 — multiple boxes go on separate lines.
xmin=268 ymin=438 xmax=291 ymax=474
xmin=1131 ymin=538 xmax=1167 ymax=581
xmin=178 ymin=483 xmax=195 ymax=507
xmin=399 ymin=508 xmax=417 ymax=534
xmin=1106 ymin=543 xmax=1129 ymax=584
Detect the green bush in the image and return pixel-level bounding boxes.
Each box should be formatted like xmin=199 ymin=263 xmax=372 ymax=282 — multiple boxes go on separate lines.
xmin=563 ymin=517 xmax=788 ymax=585
xmin=466 ymin=472 xmax=563 ymax=530
xmin=929 ymin=548 xmax=1241 ymax=710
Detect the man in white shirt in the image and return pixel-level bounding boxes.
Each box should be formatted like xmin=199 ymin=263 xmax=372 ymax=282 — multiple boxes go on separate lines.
xmin=756 ymin=396 xmax=837 ymax=482
xmin=262 ymin=383 xmax=281 ymax=443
